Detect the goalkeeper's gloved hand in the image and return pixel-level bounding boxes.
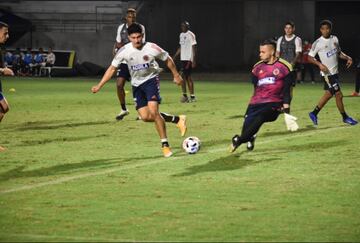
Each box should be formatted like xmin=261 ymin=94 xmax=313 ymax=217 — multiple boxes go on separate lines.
xmin=284 ymin=113 xmax=299 ymax=132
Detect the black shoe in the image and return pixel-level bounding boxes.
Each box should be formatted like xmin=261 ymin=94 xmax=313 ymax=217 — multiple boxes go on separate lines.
xmin=247 ymin=135 xmax=257 ymax=151
xmin=115 ymin=110 xmax=129 ymax=121
xmin=229 ymin=135 xmax=241 ymax=153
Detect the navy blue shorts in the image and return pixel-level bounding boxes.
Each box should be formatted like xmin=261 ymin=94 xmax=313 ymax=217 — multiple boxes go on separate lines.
xmin=322 ymin=74 xmax=341 ymax=95
xmin=132 ymin=76 xmax=161 ymax=110
xmin=244 ymin=102 xmax=282 ymax=128
xmin=181 ymin=61 xmax=192 ymax=76
xmin=116 ymin=63 xmax=131 ymax=81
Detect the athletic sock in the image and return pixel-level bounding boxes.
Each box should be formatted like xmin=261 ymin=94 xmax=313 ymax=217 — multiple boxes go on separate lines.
xmin=312 ymin=106 xmax=321 ymax=116
xmin=121 ymin=103 xmax=127 ymax=111
xmin=190 ymin=94 xmax=195 ymax=99
xmin=341 ymin=112 xmax=348 ymax=120
xmin=161 ymin=138 xmax=169 ymax=147
xmin=160 ymin=112 xmax=180 ymax=123
xmin=183 ymin=93 xmax=188 ymax=98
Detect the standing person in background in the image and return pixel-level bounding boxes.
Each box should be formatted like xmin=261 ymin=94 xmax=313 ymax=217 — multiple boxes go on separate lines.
xmin=173 ymin=21 xmax=197 ymax=103
xmin=113 ymin=8 xmax=146 ymax=121
xmin=0 ymin=21 xmax=15 ymax=151
xmin=276 ymin=21 xmax=302 ymax=129
xmin=308 ymin=20 xmax=357 ymax=126
xmin=300 ymin=39 xmax=316 ymax=84
xmin=276 ymin=21 xmax=302 ymax=85
xmin=350 ymin=58 xmax=360 ymax=97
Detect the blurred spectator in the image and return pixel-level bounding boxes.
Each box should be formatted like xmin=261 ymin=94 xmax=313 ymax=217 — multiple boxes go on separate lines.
xmin=12 ymin=48 xmax=23 ymax=76
xmin=46 ymin=47 xmax=56 ymax=67
xmin=33 ymin=47 xmax=46 ymax=76
xmin=22 ymin=48 xmax=33 ymax=76
xmin=4 ymin=49 xmax=13 ymax=67
xmin=300 ymin=39 xmax=316 ymax=84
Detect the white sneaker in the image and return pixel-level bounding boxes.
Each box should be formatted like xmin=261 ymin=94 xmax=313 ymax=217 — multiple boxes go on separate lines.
xmin=115 ymin=110 xmax=129 ymax=120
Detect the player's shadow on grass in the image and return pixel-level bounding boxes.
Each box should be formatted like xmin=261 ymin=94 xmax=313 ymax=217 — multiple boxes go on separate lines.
xmin=260 ymin=125 xmax=331 ymax=138
xmin=15 ymin=120 xmax=112 ymax=131
xmin=251 ymin=139 xmax=349 ymax=159
xmin=202 ymin=125 xmax=331 ymax=148
xmin=172 ymin=154 xmax=277 ymax=177
xmin=1 ymin=119 xmax=71 ymax=131
xmin=18 ymin=134 xmax=108 ymax=146
xmin=0 ymin=154 xmax=164 ymax=182
xmin=227 ymin=114 xmax=245 ymax=119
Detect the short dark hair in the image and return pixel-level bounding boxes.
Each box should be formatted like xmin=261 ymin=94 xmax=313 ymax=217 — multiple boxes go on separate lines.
xmin=127 ymin=8 xmax=136 ymax=14
xmin=181 ymin=21 xmax=190 ymax=28
xmin=285 ymin=21 xmax=295 ymax=28
xmin=320 ymin=19 xmax=332 ymax=29
xmin=0 ymin=21 xmax=9 ymax=29
xmin=127 ymin=22 xmax=143 ymax=35
xmin=260 ymin=39 xmax=277 ymax=49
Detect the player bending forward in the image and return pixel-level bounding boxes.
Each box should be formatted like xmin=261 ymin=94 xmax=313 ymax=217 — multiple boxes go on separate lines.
xmin=230 ymin=39 xmax=297 ymax=152
xmin=92 ymin=23 xmax=186 ymax=157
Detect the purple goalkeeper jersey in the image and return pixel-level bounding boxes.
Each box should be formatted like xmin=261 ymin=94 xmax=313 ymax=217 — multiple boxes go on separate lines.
xmin=249 ymin=58 xmax=292 ymax=105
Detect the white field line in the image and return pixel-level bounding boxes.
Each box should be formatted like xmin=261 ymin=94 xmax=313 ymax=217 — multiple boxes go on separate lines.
xmin=0 ymin=125 xmax=351 ymax=195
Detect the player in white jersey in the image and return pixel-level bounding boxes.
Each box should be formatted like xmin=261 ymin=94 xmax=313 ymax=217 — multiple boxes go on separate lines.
xmin=92 ymin=23 xmax=187 ymax=157
xmin=308 ymin=20 xmax=357 ymax=126
xmin=172 ymin=21 xmax=197 ymax=103
xmin=113 ymin=8 xmax=146 ymax=121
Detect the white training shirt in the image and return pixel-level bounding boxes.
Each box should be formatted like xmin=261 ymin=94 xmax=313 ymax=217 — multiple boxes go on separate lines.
xmin=309 ymin=35 xmax=341 ymax=76
xmin=111 ymin=42 xmax=169 ymax=87
xmin=116 ymin=23 xmax=146 ymax=43
xmin=276 ymin=35 xmax=302 ymax=53
xmin=179 ymin=30 xmax=197 ymax=61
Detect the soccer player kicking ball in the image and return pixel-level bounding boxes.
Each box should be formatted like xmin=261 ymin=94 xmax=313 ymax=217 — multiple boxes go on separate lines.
xmin=92 ymin=23 xmax=186 ymax=157
xmin=230 ymin=39 xmax=297 ymax=153
xmin=308 ymin=20 xmax=357 ymax=126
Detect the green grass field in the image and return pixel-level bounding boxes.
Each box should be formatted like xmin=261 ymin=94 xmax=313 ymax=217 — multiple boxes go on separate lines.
xmin=1 ymin=76 xmax=360 ymax=242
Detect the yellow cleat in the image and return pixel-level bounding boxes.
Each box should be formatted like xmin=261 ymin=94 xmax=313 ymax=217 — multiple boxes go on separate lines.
xmin=176 ymin=115 xmax=187 ymax=137
xmin=162 ymin=146 xmax=173 ymax=158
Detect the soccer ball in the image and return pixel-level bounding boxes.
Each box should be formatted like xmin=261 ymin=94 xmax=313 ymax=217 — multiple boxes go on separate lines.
xmin=182 ymin=136 xmax=201 ymax=154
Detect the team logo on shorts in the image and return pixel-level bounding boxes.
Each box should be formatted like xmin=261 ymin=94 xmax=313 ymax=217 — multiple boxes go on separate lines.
xmin=273 ymin=68 xmax=280 ymax=76
xmin=259 ymin=70 xmax=264 ymax=74
xmin=143 ymin=55 xmax=149 ymax=61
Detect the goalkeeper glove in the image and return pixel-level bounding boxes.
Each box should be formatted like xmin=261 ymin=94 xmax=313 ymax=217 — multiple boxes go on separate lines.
xmin=284 ymin=113 xmax=299 ymax=132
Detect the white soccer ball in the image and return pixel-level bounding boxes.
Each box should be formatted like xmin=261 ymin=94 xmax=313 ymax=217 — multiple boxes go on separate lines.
xmin=182 ymin=136 xmax=201 ymax=154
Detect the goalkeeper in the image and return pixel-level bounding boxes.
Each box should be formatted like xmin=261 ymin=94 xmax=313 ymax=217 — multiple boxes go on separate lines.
xmin=230 ymin=39 xmax=298 ymax=153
